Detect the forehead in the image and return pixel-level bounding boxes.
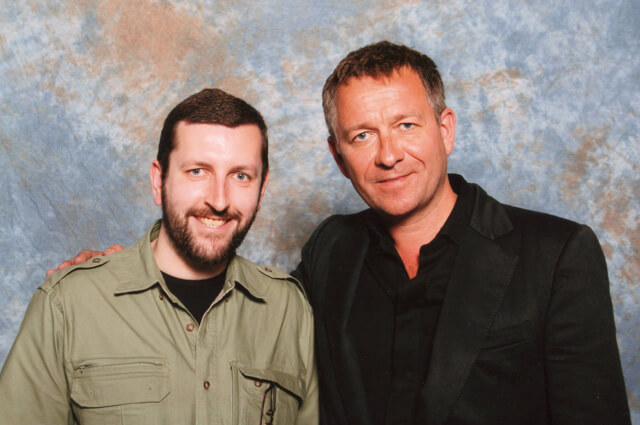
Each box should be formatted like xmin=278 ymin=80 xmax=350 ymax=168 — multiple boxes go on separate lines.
xmin=337 ymin=67 xmax=426 ymax=100
xmin=171 ymin=121 xmax=263 ymax=165
xmin=334 ymin=68 xmax=431 ymax=124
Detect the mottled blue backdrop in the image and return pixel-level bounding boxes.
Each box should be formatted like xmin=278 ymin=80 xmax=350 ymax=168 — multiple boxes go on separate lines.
xmin=1 ymin=0 xmax=638 ymax=420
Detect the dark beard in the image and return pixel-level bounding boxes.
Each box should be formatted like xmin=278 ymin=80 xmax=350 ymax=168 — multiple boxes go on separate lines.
xmin=161 ymin=194 xmax=257 ymax=268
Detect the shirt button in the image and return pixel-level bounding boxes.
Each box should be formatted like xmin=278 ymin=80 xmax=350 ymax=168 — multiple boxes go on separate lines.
xmin=186 ymin=323 xmax=194 ymax=332
xmin=254 ymin=380 xmax=262 ymax=387
xmin=203 ymin=381 xmax=210 ymax=390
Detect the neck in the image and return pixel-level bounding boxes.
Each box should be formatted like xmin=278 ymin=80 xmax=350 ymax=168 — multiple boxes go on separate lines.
xmin=152 ymin=225 xmax=227 ymax=280
xmin=385 ymin=181 xmax=457 ymax=279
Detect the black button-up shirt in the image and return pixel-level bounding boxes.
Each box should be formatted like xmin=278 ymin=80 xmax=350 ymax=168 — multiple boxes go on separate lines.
xmin=348 ymin=184 xmax=472 ymax=425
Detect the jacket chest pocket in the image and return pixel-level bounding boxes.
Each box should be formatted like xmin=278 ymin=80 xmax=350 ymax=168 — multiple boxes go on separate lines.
xmin=231 ymin=362 xmax=304 ymax=425
xmin=70 ymin=357 xmax=170 ymax=425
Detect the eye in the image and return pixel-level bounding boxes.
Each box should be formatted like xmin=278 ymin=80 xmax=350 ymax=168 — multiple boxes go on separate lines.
xmin=353 ymin=132 xmax=369 ymax=142
xmin=234 ymin=172 xmax=249 ymax=182
xmin=189 ymin=168 xmax=203 ymax=176
xmin=399 ymin=122 xmax=415 ymax=130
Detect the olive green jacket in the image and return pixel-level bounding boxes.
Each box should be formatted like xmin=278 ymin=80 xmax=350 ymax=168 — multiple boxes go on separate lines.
xmin=0 ymin=222 xmax=318 ymax=425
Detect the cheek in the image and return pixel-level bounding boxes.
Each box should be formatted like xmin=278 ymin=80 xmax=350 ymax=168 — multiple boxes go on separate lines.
xmin=408 ymin=139 xmax=444 ymax=165
xmin=342 ymin=152 xmax=373 ymax=179
xmin=165 ymin=181 xmax=204 ymax=206
xmin=230 ymin=187 xmax=263 ymax=212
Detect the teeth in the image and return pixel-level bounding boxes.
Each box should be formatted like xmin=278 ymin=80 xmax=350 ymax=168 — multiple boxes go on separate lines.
xmin=197 ymin=216 xmax=227 ymax=228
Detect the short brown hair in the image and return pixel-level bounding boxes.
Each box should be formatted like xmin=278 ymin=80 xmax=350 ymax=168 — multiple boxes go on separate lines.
xmin=322 ymin=41 xmax=446 ymax=141
xmin=157 ymin=88 xmax=268 ymax=185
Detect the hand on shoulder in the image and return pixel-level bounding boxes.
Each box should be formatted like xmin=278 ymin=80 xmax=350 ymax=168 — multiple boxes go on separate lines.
xmin=45 ymin=244 xmax=125 ymax=276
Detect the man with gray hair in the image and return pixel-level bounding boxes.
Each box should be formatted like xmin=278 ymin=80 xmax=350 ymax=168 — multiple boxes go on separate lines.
xmin=294 ymin=41 xmax=629 ymax=425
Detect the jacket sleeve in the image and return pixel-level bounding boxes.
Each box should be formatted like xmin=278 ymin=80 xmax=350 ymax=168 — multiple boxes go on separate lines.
xmin=294 ymin=290 xmax=319 ymax=425
xmin=544 ymin=225 xmax=630 ymax=424
xmin=291 ymin=215 xmax=339 ymax=301
xmin=0 ymin=287 xmax=72 ymax=424
xmin=295 ymin=334 xmax=319 ymax=425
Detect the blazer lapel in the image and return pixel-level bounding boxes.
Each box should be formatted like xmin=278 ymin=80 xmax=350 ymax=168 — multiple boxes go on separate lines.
xmin=422 ymin=228 xmax=519 ymax=425
xmin=324 ymin=228 xmax=374 ymax=425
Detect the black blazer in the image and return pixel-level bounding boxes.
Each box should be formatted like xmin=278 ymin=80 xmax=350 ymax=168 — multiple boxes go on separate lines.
xmin=294 ymin=174 xmax=630 ymax=425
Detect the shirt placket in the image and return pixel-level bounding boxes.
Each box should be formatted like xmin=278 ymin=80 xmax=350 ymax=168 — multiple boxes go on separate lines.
xmin=194 ymin=279 xmax=236 ymax=425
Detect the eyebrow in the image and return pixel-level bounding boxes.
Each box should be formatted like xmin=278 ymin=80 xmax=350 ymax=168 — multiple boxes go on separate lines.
xmin=342 ymin=112 xmax=424 ymax=135
xmin=180 ymin=160 xmax=257 ymax=171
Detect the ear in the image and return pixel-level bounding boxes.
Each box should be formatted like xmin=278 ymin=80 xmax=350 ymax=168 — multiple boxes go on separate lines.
xmin=256 ymin=170 xmax=270 ymax=211
xmin=327 ymin=137 xmax=349 ymax=178
xmin=150 ymin=160 xmax=163 ymax=207
xmin=439 ymin=108 xmax=456 ymax=156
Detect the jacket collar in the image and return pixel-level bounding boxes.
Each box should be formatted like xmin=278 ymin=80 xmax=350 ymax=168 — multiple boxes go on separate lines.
xmin=449 ymin=173 xmax=514 ymax=239
xmin=422 ymin=174 xmax=519 ymax=425
xmin=323 ymin=175 xmax=519 ymax=425
xmin=324 ymin=223 xmax=375 ymax=425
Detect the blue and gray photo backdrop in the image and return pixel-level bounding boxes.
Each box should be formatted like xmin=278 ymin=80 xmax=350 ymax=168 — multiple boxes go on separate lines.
xmin=1 ymin=0 xmax=638 ymax=420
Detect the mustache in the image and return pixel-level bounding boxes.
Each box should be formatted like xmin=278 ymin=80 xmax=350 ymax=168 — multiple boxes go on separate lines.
xmin=186 ymin=208 xmax=242 ymax=221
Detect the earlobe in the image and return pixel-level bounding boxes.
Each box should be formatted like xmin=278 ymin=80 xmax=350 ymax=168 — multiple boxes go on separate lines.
xmin=150 ymin=160 xmax=163 ymax=207
xmin=327 ymin=137 xmax=349 ymax=179
xmin=439 ymin=108 xmax=456 ymax=156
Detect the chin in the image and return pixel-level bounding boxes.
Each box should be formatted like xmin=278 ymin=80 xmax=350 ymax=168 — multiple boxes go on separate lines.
xmin=374 ymin=207 xmax=414 ymax=221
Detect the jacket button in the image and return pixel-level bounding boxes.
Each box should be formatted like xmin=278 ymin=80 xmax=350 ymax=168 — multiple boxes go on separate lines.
xmin=203 ymin=381 xmax=210 ymax=390
xmin=254 ymin=380 xmax=262 ymax=387
xmin=264 ymin=267 xmax=272 ymax=272
xmin=92 ymin=258 xmax=101 ymax=263
xmin=159 ymin=293 xmax=164 ymax=300
xmin=186 ymin=323 xmax=194 ymax=332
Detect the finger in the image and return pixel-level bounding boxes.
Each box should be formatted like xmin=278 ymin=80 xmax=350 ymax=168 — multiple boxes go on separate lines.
xmin=73 ymin=251 xmax=91 ymax=265
xmin=57 ymin=260 xmax=72 ymax=271
xmin=104 ymin=243 xmax=124 ymax=255
xmin=104 ymin=244 xmax=125 ymax=255
xmin=46 ymin=269 xmax=56 ymax=276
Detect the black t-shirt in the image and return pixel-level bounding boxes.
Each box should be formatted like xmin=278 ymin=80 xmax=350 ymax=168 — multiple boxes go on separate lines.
xmin=162 ymin=270 xmax=226 ymax=323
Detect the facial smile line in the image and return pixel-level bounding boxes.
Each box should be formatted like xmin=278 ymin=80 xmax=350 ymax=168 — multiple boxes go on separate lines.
xmin=377 ymin=173 xmax=410 ymax=184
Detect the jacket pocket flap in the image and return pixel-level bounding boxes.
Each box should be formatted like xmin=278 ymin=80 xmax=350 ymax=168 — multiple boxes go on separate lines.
xmin=71 ymin=359 xmax=170 ymax=407
xmin=238 ymin=364 xmax=304 ymax=400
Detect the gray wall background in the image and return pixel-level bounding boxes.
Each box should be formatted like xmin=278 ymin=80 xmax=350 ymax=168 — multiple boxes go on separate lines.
xmin=1 ymin=0 xmax=638 ymax=420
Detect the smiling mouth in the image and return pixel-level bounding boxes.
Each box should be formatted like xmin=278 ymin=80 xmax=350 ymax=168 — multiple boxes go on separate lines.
xmin=196 ymin=216 xmax=229 ymax=229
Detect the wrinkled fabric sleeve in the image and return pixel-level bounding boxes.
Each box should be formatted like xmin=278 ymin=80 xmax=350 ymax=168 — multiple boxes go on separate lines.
xmin=544 ymin=225 xmax=630 ymax=424
xmin=295 ymin=306 xmax=319 ymax=425
xmin=0 ymin=287 xmax=71 ymax=425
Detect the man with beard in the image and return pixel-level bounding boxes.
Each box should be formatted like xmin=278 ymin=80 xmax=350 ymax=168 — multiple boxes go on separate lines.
xmin=0 ymin=88 xmax=318 ymax=425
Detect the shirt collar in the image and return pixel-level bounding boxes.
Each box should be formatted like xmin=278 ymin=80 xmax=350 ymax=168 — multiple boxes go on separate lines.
xmin=439 ymin=175 xmax=473 ymax=244
xmin=113 ymin=221 xmax=268 ymax=300
xmin=113 ymin=221 xmax=165 ymax=295
xmin=366 ymin=174 xmax=473 ymax=250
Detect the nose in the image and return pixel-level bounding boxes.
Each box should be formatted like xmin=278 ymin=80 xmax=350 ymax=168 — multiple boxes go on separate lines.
xmin=204 ymin=177 xmax=230 ymax=213
xmin=375 ymin=132 xmax=404 ymax=169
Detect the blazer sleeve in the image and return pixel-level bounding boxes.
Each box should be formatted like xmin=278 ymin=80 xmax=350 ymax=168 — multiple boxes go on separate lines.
xmin=544 ymin=224 xmax=630 ymax=424
xmin=291 ymin=215 xmax=339 ymax=301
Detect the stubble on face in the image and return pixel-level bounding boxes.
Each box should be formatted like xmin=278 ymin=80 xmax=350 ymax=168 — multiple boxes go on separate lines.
xmin=160 ymin=185 xmax=258 ymax=268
